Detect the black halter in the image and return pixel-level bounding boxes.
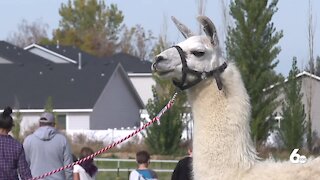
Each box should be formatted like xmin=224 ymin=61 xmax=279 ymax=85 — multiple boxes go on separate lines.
xmin=172 ymin=45 xmax=228 ymax=91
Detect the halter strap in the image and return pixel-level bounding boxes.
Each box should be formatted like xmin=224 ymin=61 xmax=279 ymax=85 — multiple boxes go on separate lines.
xmin=172 ymin=45 xmax=227 ymax=91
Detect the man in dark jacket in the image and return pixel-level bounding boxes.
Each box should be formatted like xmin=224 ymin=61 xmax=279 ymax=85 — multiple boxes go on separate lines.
xmin=171 ymin=145 xmax=193 ymax=180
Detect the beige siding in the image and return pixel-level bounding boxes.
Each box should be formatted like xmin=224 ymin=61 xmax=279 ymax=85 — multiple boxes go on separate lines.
xmin=273 ymin=74 xmax=320 ymax=136
xmin=301 ymin=77 xmax=320 ymax=135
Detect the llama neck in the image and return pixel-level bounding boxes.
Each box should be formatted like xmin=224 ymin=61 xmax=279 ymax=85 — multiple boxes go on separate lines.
xmin=187 ymin=63 xmax=257 ymax=177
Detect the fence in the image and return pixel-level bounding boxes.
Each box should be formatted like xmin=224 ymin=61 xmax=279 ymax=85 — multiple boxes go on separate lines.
xmin=94 ymin=158 xmax=179 ymax=179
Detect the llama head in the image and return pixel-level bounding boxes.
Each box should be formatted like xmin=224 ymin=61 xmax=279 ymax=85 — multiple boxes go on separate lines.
xmin=152 ymin=16 xmax=226 ymax=90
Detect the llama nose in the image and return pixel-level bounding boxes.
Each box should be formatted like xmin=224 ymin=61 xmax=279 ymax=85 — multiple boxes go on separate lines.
xmin=152 ymin=62 xmax=157 ymax=72
xmin=152 ymin=55 xmax=165 ymax=72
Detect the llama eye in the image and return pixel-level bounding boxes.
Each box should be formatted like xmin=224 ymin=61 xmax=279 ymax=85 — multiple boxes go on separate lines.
xmin=191 ymin=51 xmax=205 ymax=57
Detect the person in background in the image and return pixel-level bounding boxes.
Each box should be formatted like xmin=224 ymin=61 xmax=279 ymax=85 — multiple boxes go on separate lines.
xmin=72 ymin=154 xmax=78 ymax=163
xmin=73 ymin=147 xmax=98 ymax=180
xmin=23 ymin=112 xmax=73 ymax=179
xmin=0 ymin=106 xmax=32 ymax=180
xmin=129 ymin=150 xmax=158 ymax=180
xmin=171 ymin=143 xmax=193 ymax=180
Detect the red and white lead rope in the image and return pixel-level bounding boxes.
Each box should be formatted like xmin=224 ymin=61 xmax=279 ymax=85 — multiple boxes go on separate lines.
xmin=30 ymin=92 xmax=179 ymax=180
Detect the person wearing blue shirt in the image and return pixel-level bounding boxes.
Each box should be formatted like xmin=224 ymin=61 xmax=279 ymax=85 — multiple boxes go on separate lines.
xmin=129 ymin=150 xmax=158 ymax=180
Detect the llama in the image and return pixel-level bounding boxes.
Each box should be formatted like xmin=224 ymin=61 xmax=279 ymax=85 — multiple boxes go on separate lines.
xmin=152 ymin=16 xmax=320 ymax=180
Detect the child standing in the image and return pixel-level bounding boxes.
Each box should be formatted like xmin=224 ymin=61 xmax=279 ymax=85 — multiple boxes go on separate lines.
xmin=73 ymin=147 xmax=98 ymax=180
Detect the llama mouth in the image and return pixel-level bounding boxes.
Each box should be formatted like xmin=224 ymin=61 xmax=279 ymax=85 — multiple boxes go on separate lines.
xmin=158 ymin=70 xmax=174 ymax=76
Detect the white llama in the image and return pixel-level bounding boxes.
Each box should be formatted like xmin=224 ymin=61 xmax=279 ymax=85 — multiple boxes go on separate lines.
xmin=152 ymin=16 xmax=320 ymax=180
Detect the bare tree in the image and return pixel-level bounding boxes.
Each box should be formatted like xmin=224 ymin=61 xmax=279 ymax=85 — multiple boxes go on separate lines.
xmin=306 ymin=0 xmax=316 ymax=74
xmin=119 ymin=24 xmax=155 ymax=61
xmin=305 ymin=0 xmax=317 ymax=152
xmin=219 ymin=0 xmax=232 ymax=54
xmin=119 ymin=25 xmax=136 ymax=55
xmin=196 ymin=0 xmax=207 ymax=34
xmin=7 ymin=19 xmax=49 ymax=48
xmin=152 ymin=15 xmax=171 ymax=61
xmin=135 ymin=25 xmax=155 ymax=60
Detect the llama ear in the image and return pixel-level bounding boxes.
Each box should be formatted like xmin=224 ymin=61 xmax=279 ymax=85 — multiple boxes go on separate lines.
xmin=171 ymin=16 xmax=194 ymax=39
xmin=197 ymin=16 xmax=219 ymax=46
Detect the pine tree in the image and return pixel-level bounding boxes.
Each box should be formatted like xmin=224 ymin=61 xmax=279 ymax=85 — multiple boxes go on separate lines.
xmin=44 ymin=96 xmax=59 ymax=127
xmin=280 ymin=57 xmax=306 ymax=150
xmin=226 ymin=0 xmax=283 ymax=145
xmin=143 ymin=78 xmax=186 ymax=155
xmin=44 ymin=96 xmax=54 ymax=113
xmin=12 ymin=110 xmax=22 ymax=142
xmin=142 ymin=36 xmax=187 ymax=155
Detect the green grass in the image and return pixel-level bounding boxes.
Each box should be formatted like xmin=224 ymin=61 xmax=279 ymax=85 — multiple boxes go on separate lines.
xmin=96 ymin=171 xmax=172 ymax=180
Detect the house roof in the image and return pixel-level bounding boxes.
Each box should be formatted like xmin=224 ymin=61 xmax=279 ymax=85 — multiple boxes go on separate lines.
xmin=24 ymin=43 xmax=102 ymax=68
xmin=0 ymin=61 xmax=119 ymax=109
xmin=0 ymin=41 xmax=143 ymax=109
xmin=105 ymin=53 xmax=152 ymax=73
xmin=24 ymin=43 xmax=153 ymax=73
xmin=24 ymin=43 xmax=77 ymax=64
xmin=264 ymin=71 xmax=320 ymax=91
xmin=298 ymin=71 xmax=320 ymax=81
xmin=0 ymin=41 xmax=55 ymax=65
xmin=1 ymin=61 xmax=144 ymax=110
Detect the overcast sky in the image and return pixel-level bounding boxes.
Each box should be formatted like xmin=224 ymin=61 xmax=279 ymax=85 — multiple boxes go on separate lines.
xmin=0 ymin=0 xmax=319 ymax=76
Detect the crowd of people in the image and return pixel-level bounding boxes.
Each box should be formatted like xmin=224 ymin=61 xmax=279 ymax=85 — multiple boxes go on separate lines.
xmin=0 ymin=106 xmax=193 ymax=180
xmin=0 ymin=107 xmax=98 ymax=180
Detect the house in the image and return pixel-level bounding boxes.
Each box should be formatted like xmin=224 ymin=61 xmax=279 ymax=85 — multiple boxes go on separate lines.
xmin=0 ymin=41 xmax=146 ymax=136
xmin=24 ymin=43 xmax=155 ymax=105
xmin=266 ymin=71 xmax=320 ymax=146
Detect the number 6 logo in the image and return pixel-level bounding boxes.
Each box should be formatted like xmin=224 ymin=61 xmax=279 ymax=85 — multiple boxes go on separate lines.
xmin=290 ymin=149 xmax=307 ymax=164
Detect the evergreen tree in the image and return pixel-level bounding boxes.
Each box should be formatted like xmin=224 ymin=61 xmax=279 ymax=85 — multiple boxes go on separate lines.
xmin=226 ymin=0 xmax=283 ymax=145
xmin=280 ymin=57 xmax=306 ymax=150
xmin=12 ymin=110 xmax=22 ymax=142
xmin=143 ymin=78 xmax=186 ymax=155
xmin=44 ymin=96 xmax=59 ymax=128
xmin=143 ymin=36 xmax=187 ymax=155
xmin=50 ymin=0 xmax=124 ymax=56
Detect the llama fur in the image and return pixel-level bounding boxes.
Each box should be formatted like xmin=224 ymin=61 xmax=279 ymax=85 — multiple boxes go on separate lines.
xmin=152 ymin=16 xmax=320 ymax=180
xmin=188 ymin=63 xmax=320 ymax=179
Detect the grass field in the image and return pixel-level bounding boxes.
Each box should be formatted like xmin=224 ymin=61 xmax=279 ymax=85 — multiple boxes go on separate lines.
xmin=96 ymin=171 xmax=173 ymax=180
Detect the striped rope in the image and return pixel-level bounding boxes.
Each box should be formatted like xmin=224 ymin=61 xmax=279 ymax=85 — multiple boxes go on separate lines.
xmin=30 ymin=92 xmax=179 ymax=180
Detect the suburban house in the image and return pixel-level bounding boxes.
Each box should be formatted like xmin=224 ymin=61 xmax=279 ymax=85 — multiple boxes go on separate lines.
xmin=24 ymin=43 xmax=155 ymax=105
xmin=0 ymin=41 xmax=154 ymax=140
xmin=266 ymin=71 xmax=320 ymax=147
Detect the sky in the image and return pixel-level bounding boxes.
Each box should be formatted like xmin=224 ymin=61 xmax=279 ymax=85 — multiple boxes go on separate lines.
xmin=0 ymin=0 xmax=319 ymax=77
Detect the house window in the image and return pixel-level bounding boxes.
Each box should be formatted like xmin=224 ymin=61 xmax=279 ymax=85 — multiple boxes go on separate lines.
xmin=57 ymin=114 xmax=66 ymax=130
